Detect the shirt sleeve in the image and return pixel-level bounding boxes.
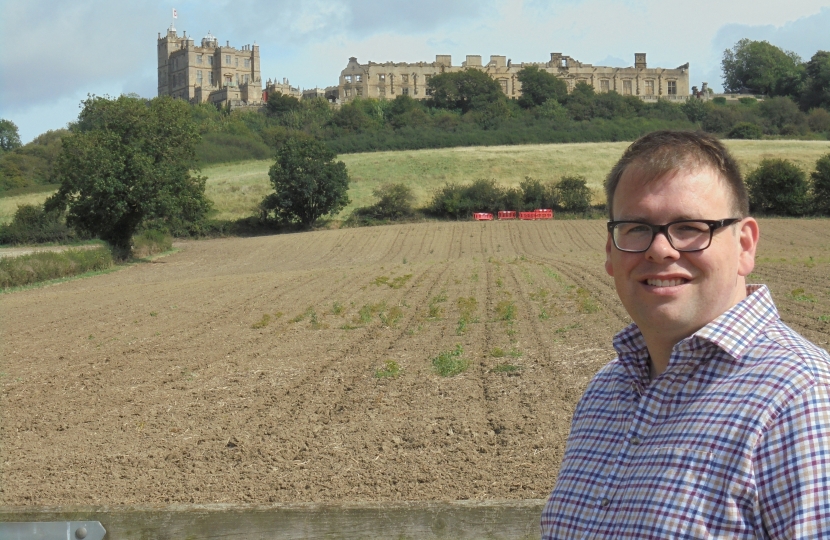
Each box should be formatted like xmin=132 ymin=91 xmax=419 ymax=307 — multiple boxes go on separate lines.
xmin=754 ymin=382 xmax=830 ymax=539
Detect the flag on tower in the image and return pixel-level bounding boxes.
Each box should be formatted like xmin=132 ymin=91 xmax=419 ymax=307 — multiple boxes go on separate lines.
xmin=172 ymin=8 xmax=178 ymax=19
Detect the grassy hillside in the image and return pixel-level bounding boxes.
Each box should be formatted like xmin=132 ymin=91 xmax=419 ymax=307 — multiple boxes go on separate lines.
xmin=3 ymin=140 xmax=829 ymax=225
xmin=204 ymin=140 xmax=830 ymax=221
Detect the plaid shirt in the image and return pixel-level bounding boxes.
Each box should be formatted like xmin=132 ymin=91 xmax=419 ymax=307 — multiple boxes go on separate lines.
xmin=541 ymin=285 xmax=830 ymax=539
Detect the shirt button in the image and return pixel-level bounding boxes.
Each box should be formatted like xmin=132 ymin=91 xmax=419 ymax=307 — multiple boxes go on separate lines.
xmin=599 ymin=497 xmax=611 ymax=508
xmin=630 ymin=436 xmax=641 ymax=446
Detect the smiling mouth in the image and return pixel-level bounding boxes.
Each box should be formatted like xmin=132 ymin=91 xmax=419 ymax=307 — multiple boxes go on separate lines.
xmin=645 ymin=278 xmax=688 ymax=287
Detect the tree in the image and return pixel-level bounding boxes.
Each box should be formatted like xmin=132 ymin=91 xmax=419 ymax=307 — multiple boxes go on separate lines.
xmin=370 ymin=183 xmax=416 ymax=218
xmin=262 ymin=136 xmax=350 ymax=226
xmin=266 ymin=91 xmax=301 ymax=116
xmin=746 ymin=159 xmax=809 ymax=215
xmin=427 ymin=69 xmax=505 ymax=114
xmin=800 ymin=51 xmax=830 ymax=111
xmin=811 ymin=154 xmax=830 ymax=215
xmin=0 ymin=119 xmax=22 ymax=153
xmin=721 ymin=39 xmax=803 ymax=96
xmin=46 ymin=95 xmax=211 ymax=256
xmin=554 ymin=176 xmax=592 ymax=212
xmin=516 ymin=66 xmax=568 ymax=109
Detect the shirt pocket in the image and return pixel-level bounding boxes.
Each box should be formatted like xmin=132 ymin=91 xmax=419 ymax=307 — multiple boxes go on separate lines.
xmin=612 ymin=446 xmax=715 ymax=537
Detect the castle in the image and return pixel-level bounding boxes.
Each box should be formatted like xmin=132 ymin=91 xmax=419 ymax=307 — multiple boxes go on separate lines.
xmin=157 ymin=27 xmax=264 ymax=108
xmin=157 ymin=25 xmax=691 ymax=108
xmin=338 ymin=53 xmax=690 ymax=103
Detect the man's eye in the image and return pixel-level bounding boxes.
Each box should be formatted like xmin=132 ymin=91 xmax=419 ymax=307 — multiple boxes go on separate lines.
xmin=623 ymin=225 xmax=650 ymax=235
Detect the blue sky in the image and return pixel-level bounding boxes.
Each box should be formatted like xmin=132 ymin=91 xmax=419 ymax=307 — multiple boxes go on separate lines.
xmin=1 ymin=0 xmax=828 ymax=143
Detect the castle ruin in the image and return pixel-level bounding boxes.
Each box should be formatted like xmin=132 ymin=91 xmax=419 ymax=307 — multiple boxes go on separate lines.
xmin=339 ymin=53 xmax=690 ymax=103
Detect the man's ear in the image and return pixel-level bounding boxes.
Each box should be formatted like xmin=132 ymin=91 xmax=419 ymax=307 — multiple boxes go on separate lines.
xmin=737 ymin=217 xmax=759 ymax=277
xmin=605 ymin=234 xmax=614 ymax=277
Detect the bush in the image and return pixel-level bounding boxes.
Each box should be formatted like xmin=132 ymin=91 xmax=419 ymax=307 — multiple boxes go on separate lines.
xmin=811 ymin=154 xmax=830 ymax=215
xmin=132 ymin=229 xmax=173 ymax=258
xmin=746 ymin=159 xmax=810 ymax=215
xmin=807 ymin=108 xmax=830 ymax=133
xmin=0 ymin=247 xmax=113 ymax=289
xmin=702 ymin=107 xmax=738 ymax=133
xmin=427 ymin=179 xmax=510 ymax=219
xmin=196 ymin=132 xmax=272 ymax=164
xmin=554 ymin=175 xmax=592 ymax=212
xmin=0 ymin=204 xmax=77 ymax=245
xmin=369 ymin=183 xmax=416 ymax=218
xmin=727 ymin=122 xmax=763 ymax=139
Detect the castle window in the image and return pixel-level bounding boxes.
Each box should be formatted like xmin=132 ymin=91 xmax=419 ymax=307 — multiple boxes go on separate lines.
xmin=600 ymin=79 xmax=610 ymax=93
xmin=345 ymin=75 xmax=352 ymax=83
xmin=243 ymin=74 xmax=249 ymax=84
xmin=378 ymin=74 xmax=385 ymax=82
xmin=197 ymin=54 xmax=203 ymax=64
xmin=667 ymin=80 xmax=677 ymax=95
xmin=356 ymin=87 xmax=363 ymax=96
xmin=244 ymin=58 xmax=250 ymax=68
xmin=209 ymin=72 xmax=215 ymax=85
xmin=499 ymin=79 xmax=508 ymax=93
xmin=561 ymin=59 xmax=568 ymax=68
xmin=208 ymin=56 xmax=213 ymax=66
xmin=403 ymin=87 xmax=409 ymax=95
xmin=401 ymin=74 xmax=409 ymax=83
xmin=345 ymin=88 xmax=352 ymax=97
xmin=356 ymin=74 xmax=363 ymax=82
xmin=197 ymin=70 xmax=203 ymax=84
xmin=235 ymin=57 xmax=239 ymax=67
xmin=225 ymin=55 xmax=231 ymax=65
xmin=645 ymin=80 xmax=654 ymax=95
xmin=623 ymin=80 xmax=632 ymax=95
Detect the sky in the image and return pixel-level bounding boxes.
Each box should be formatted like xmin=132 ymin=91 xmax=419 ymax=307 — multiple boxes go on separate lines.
xmin=1 ymin=0 xmax=828 ymax=143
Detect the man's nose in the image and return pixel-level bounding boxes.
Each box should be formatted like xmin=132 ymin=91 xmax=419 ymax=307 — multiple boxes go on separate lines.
xmin=645 ymin=230 xmax=680 ymax=260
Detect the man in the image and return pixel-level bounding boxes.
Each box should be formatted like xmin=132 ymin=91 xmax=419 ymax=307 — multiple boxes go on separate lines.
xmin=541 ymin=131 xmax=830 ymax=539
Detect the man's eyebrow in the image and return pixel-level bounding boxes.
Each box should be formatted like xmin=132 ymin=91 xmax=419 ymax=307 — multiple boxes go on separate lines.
xmin=615 ymin=214 xmax=702 ymax=222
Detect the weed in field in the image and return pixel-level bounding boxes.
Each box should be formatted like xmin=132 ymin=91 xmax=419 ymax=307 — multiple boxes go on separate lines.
xmin=790 ymin=288 xmax=816 ymax=303
xmin=575 ymin=288 xmax=599 ymax=313
xmin=331 ymin=302 xmax=344 ymax=315
xmin=290 ymin=307 xmax=313 ymax=323
xmin=274 ymin=311 xmax=284 ymax=319
xmin=539 ymin=307 xmax=550 ymax=320
xmin=470 ymin=271 xmax=479 ymax=282
xmin=340 ymin=324 xmax=360 ymax=330
xmin=251 ymin=314 xmax=271 ymax=329
xmin=373 ymin=274 xmax=413 ymax=289
xmin=818 ymin=315 xmax=830 ymax=322
xmin=380 ymin=306 xmax=404 ymax=327
xmin=544 ymin=268 xmax=563 ymax=282
xmin=490 ymin=347 xmax=505 ymax=358
xmin=496 ymin=277 xmax=503 ymax=288
xmin=455 ymin=296 xmax=478 ymax=335
xmin=555 ymin=323 xmax=581 ymax=334
xmin=403 ymin=257 xmax=407 ymax=264
xmin=309 ymin=310 xmax=325 ymax=330
xmin=530 ymin=288 xmax=550 ymax=301
xmin=492 ymin=363 xmax=522 ymax=374
xmin=432 ymin=345 xmax=468 ymax=377
xmin=150 ymin=312 xmax=158 ymax=317
xmin=509 ymin=348 xmax=523 ymax=358
xmin=428 ymin=292 xmax=447 ymax=319
xmin=496 ymin=300 xmax=517 ymax=321
xmin=374 ymin=360 xmax=401 ymax=378
xmin=356 ymin=302 xmax=386 ymax=325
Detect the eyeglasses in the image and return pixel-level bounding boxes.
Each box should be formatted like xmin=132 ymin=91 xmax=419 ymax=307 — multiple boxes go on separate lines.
xmin=607 ymin=218 xmax=741 ymax=253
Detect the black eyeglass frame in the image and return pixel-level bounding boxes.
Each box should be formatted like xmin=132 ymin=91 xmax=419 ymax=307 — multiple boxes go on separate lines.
xmin=606 ymin=218 xmax=742 ymax=253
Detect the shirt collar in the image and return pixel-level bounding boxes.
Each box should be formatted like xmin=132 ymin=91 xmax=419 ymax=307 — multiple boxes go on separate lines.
xmin=613 ymin=285 xmax=779 ymax=376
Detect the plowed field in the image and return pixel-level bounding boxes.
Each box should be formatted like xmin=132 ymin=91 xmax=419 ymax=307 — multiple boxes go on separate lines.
xmin=2 ymin=220 xmax=830 ymax=505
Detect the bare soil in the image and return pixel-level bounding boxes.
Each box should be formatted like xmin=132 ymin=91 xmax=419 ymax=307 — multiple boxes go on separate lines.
xmin=2 ymin=219 xmax=829 ymax=506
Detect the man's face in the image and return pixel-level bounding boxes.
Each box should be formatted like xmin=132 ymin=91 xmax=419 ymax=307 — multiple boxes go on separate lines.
xmin=605 ymin=166 xmax=758 ymax=344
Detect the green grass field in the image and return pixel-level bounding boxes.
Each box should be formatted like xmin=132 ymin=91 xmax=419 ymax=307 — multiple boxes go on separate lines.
xmin=3 ymin=140 xmax=829 ymax=224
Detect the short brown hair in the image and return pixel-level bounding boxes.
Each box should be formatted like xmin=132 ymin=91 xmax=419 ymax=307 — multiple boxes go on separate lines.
xmin=605 ymin=130 xmax=749 ymax=219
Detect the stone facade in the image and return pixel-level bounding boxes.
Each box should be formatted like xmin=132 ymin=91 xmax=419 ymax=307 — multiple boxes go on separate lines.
xmin=157 ymin=27 xmax=263 ymax=109
xmin=339 ymin=53 xmax=690 ymax=104
xmin=265 ymin=78 xmax=302 ymax=99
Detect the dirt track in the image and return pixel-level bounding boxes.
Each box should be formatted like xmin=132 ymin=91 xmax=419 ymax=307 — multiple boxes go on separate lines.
xmin=2 ymin=220 xmax=829 ymax=505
